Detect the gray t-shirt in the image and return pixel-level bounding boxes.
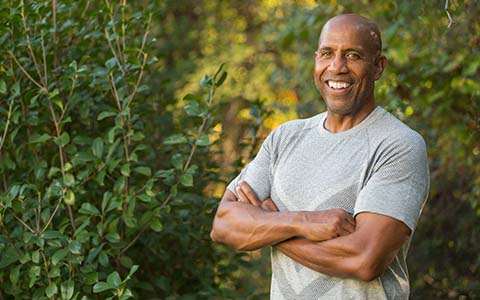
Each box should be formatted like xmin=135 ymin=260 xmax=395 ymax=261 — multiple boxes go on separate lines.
xmin=227 ymin=106 xmax=429 ymax=300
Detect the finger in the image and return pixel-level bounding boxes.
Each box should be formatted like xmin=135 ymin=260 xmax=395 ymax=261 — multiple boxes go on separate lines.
xmin=342 ymin=211 xmax=356 ymax=227
xmin=342 ymin=221 xmax=356 ymax=234
xmin=239 ymin=181 xmax=262 ymax=206
xmin=236 ymin=187 xmax=249 ymax=204
xmin=262 ymin=198 xmax=279 ymax=212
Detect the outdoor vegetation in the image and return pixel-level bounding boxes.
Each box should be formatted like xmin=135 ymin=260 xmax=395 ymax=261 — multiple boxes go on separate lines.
xmin=0 ymin=0 xmax=479 ymax=299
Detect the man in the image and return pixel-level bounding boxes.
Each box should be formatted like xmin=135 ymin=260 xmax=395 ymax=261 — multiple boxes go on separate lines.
xmin=210 ymin=14 xmax=429 ymax=300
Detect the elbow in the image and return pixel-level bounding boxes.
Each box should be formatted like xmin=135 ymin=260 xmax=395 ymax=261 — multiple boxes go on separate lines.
xmin=352 ymin=256 xmax=387 ymax=282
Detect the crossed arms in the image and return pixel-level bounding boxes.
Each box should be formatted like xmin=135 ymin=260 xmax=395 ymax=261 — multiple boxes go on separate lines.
xmin=210 ymin=181 xmax=411 ymax=282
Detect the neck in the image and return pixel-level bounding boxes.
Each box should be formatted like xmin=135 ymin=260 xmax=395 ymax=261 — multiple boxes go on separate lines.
xmin=324 ymin=103 xmax=376 ymax=133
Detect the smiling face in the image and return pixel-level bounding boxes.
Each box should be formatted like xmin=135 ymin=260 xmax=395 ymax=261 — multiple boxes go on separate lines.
xmin=315 ymin=15 xmax=386 ymax=118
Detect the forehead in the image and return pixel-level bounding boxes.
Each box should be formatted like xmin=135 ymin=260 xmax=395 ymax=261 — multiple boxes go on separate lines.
xmin=319 ymin=21 xmax=378 ymax=53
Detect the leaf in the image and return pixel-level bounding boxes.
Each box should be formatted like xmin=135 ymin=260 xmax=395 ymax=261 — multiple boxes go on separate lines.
xmin=134 ymin=166 xmax=151 ymax=176
xmin=200 ymin=75 xmax=212 ymax=88
xmin=97 ymin=111 xmax=117 ymax=120
xmin=101 ymin=191 xmax=112 ymax=212
xmin=64 ymin=173 xmax=75 ymax=187
xmin=107 ymin=271 xmax=122 ymax=288
xmin=163 ymin=134 xmax=188 ymax=145
xmin=79 ymin=203 xmax=100 ymax=216
xmin=180 ymin=173 xmax=193 ymax=187
xmin=150 ymin=219 xmax=163 ymax=232
xmin=93 ymin=282 xmax=115 ymax=293
xmin=9 ymin=265 xmax=20 ymax=285
xmin=105 ymin=57 xmax=117 ymax=70
xmin=92 ymin=137 xmax=104 ymax=158
xmin=171 ymin=154 xmax=184 ymax=170
xmin=0 ymin=246 xmax=20 ymax=268
xmin=46 ymin=282 xmax=58 ymax=298
xmin=52 ymin=248 xmax=69 ymax=265
xmin=127 ymin=265 xmax=140 ymax=278
xmin=215 ymin=71 xmax=228 ymax=87
xmin=184 ymin=101 xmax=203 ymax=117
xmin=64 ymin=189 xmax=75 ymax=205
xmin=121 ymin=164 xmax=130 ymax=176
xmin=0 ymin=79 xmax=6 ymax=94
xmin=30 ymin=133 xmax=52 ymax=144
xmin=196 ymin=135 xmax=210 ymax=146
xmin=61 ymin=280 xmax=74 ymax=300
xmin=54 ymin=132 xmax=70 ymax=147
xmin=68 ymin=240 xmax=82 ymax=254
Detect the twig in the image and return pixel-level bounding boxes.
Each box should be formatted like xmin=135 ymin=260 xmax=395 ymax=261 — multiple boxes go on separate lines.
xmin=9 ymin=52 xmax=46 ymax=92
xmin=0 ymin=99 xmax=13 ymax=153
xmin=445 ymin=0 xmax=454 ymax=28
xmin=126 ymin=52 xmax=147 ymax=108
xmin=41 ymin=197 xmax=63 ymax=233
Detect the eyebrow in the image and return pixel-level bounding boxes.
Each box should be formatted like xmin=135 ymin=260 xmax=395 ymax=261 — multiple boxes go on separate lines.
xmin=317 ymin=46 xmax=366 ymax=55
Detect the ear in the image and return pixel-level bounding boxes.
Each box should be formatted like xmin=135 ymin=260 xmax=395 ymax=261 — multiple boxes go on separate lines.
xmin=374 ymin=55 xmax=387 ymax=80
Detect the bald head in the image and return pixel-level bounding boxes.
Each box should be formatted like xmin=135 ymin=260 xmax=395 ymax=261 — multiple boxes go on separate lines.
xmin=320 ymin=14 xmax=382 ymax=56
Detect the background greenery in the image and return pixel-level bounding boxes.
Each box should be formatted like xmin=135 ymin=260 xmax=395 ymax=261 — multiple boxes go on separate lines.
xmin=0 ymin=0 xmax=478 ymax=299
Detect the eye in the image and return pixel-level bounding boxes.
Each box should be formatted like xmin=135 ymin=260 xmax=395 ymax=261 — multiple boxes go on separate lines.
xmin=346 ymin=52 xmax=361 ymax=60
xmin=315 ymin=50 xmax=332 ymax=59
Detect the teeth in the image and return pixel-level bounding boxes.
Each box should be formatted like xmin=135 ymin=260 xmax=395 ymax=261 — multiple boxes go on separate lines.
xmin=328 ymin=81 xmax=351 ymax=89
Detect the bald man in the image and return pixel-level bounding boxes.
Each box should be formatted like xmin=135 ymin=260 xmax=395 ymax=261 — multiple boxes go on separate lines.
xmin=211 ymin=14 xmax=429 ymax=300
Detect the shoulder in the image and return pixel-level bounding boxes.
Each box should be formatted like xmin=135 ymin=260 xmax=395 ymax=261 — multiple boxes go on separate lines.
xmin=271 ymin=113 xmax=324 ymax=139
xmin=368 ymin=107 xmax=426 ymax=152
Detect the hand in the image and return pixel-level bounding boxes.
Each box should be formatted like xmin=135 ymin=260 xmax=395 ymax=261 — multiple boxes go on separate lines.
xmin=236 ymin=181 xmax=279 ymax=212
xmin=299 ymin=209 xmax=356 ymax=241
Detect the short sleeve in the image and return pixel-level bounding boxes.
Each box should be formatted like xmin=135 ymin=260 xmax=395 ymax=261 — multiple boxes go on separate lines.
xmin=354 ymin=133 xmax=430 ymax=232
xmin=226 ymin=129 xmax=277 ymax=201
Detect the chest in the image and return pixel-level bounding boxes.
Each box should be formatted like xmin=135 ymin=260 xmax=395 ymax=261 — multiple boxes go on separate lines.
xmin=270 ymin=137 xmax=371 ymax=212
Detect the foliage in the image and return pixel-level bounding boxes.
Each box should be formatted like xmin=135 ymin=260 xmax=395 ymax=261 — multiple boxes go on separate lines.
xmin=0 ymin=1 xmax=250 ymax=299
xmin=1 ymin=0 xmax=479 ymax=299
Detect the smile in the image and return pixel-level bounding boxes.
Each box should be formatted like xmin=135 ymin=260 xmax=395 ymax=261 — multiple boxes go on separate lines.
xmin=327 ymin=81 xmax=352 ymax=89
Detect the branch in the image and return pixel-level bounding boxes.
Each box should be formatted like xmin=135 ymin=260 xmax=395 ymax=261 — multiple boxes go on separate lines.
xmin=445 ymin=0 xmax=454 ymax=28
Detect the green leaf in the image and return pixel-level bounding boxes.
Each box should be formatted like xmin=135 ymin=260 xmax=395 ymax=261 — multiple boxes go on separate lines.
xmin=54 ymin=132 xmax=70 ymax=147
xmin=61 ymin=280 xmax=74 ymax=300
xmin=200 ymin=75 xmax=212 ymax=88
xmin=107 ymin=271 xmax=121 ymax=288
xmin=64 ymin=173 xmax=75 ymax=187
xmin=105 ymin=57 xmax=117 ymax=70
xmin=46 ymin=282 xmax=58 ymax=298
xmin=30 ymin=133 xmax=52 ymax=144
xmin=180 ymin=173 xmax=193 ymax=187
xmin=163 ymin=134 xmax=188 ymax=145
xmin=97 ymin=111 xmax=117 ymax=120
xmin=42 ymin=231 xmax=65 ymax=239
xmin=101 ymin=191 xmax=112 ymax=212
xmin=0 ymin=245 xmax=21 ymax=268
xmin=215 ymin=71 xmax=228 ymax=87
xmin=171 ymin=154 xmax=184 ymax=170
xmin=32 ymin=250 xmax=40 ymax=264
xmin=0 ymin=79 xmax=6 ymax=94
xmin=52 ymin=248 xmax=69 ymax=265
xmin=92 ymin=137 xmax=104 ymax=158
xmin=196 ymin=135 xmax=210 ymax=146
xmin=93 ymin=282 xmax=115 ymax=293
xmin=184 ymin=101 xmax=203 ymax=117
xmin=68 ymin=240 xmax=82 ymax=254
xmin=28 ymin=266 xmax=41 ymax=288
xmin=134 ymin=166 xmax=151 ymax=176
xmin=64 ymin=189 xmax=76 ymax=205
xmin=127 ymin=265 xmax=140 ymax=278
xmin=79 ymin=203 xmax=100 ymax=216
xmin=121 ymin=164 xmax=130 ymax=177
xmin=150 ymin=219 xmax=163 ymax=232
xmin=9 ymin=265 xmax=20 ymax=285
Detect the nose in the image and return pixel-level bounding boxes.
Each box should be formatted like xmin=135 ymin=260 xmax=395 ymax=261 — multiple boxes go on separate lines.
xmin=328 ymin=53 xmax=348 ymax=74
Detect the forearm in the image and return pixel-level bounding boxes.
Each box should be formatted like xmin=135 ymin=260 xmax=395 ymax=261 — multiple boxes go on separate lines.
xmin=275 ymin=213 xmax=405 ymax=282
xmin=276 ymin=236 xmax=367 ymax=279
xmin=211 ymin=199 xmax=301 ymax=251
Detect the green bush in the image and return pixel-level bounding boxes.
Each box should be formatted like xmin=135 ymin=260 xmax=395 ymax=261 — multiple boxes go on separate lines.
xmin=0 ymin=1 xmax=252 ymax=299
